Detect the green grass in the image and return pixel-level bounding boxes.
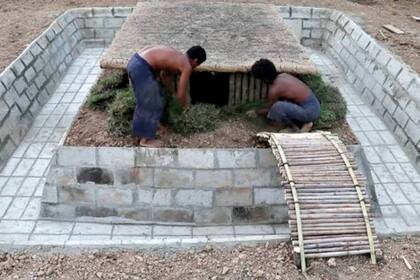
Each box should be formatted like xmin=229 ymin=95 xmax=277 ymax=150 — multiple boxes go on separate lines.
xmin=86 ymin=71 xmax=346 ymax=137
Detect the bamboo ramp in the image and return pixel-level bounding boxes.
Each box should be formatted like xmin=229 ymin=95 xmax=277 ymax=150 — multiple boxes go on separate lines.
xmin=259 ymin=132 xmax=379 ymax=273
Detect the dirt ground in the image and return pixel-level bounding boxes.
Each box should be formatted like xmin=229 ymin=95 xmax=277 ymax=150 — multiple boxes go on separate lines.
xmin=64 ymin=107 xmax=358 ymax=148
xmin=0 ymin=0 xmax=419 ymax=74
xmin=0 ymin=237 xmax=419 ymax=280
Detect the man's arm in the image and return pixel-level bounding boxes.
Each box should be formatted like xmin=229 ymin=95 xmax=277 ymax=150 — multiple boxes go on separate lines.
xmin=176 ymin=65 xmax=192 ymax=107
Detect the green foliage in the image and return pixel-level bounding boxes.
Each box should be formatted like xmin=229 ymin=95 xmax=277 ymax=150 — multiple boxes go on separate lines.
xmin=300 ymin=74 xmax=347 ymax=129
xmin=86 ymin=70 xmax=128 ymax=110
xmin=107 ymin=88 xmax=135 ymax=137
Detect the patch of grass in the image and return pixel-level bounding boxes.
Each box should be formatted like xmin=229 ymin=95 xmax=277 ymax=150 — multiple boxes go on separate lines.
xmin=300 ymin=74 xmax=347 ymax=129
xmin=86 ymin=70 xmax=128 ymax=110
xmin=107 ymin=88 xmax=135 ymax=137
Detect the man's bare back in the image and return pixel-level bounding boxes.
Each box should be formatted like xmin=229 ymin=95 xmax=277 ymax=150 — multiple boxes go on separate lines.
xmin=269 ymin=73 xmax=311 ymax=105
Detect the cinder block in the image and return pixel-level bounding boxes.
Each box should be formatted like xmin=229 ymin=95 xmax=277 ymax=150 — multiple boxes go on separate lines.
xmin=357 ymin=33 xmax=371 ymax=49
xmin=405 ymin=120 xmax=420 ymax=144
xmin=37 ymin=36 xmax=49 ymax=49
xmin=136 ymin=189 xmax=153 ymax=205
xmin=21 ymin=51 xmax=34 ymax=67
xmin=393 ymin=125 xmax=409 ymax=146
xmin=177 ymin=149 xmax=215 ymax=168
xmin=11 ymin=59 xmax=25 ymax=77
xmin=154 ymin=169 xmax=193 ymax=188
xmin=254 ymin=188 xmax=285 ymax=205
xmin=114 ymin=168 xmax=153 ymax=187
xmin=152 ymin=189 xmax=172 ymax=206
xmin=397 ymin=69 xmax=415 ymax=89
xmin=290 ymin=6 xmax=311 ymax=19
xmin=257 ymin=149 xmax=276 ymax=168
xmin=24 ymin=67 xmax=36 ymax=83
xmin=113 ymin=7 xmax=133 ymax=18
xmin=13 ymin=77 xmax=27 ymax=95
xmin=135 ymin=148 xmax=178 ymax=167
xmin=216 ymin=149 xmax=256 ymax=168
xmin=42 ymin=184 xmax=58 ymax=203
xmin=302 ymin=19 xmax=321 ymax=28
xmin=404 ymin=101 xmax=420 ymax=125
xmin=214 ymin=188 xmax=252 ymax=206
xmin=103 ymin=18 xmax=126 ymax=28
xmin=29 ymin=43 xmax=43 ymax=58
xmin=175 ymin=190 xmax=213 ymax=207
xmin=382 ymin=95 xmax=398 ymax=115
xmin=92 ymin=7 xmax=113 ymax=17
xmin=312 ymin=7 xmax=331 ymax=19
xmin=16 ymin=94 xmax=31 ymax=113
xmin=234 ymin=169 xmax=272 ymax=187
xmin=387 ymin=58 xmax=403 ymax=78
xmin=97 ymin=188 xmax=133 ymax=206
xmin=97 ymin=147 xmax=135 ymax=167
xmin=58 ymin=185 xmax=95 ymax=203
xmin=84 ymin=18 xmax=104 ymax=29
xmin=232 ymin=206 xmax=288 ymax=223
xmin=195 ymin=170 xmax=232 ymax=188
xmin=57 ymin=147 xmax=96 ymax=166
xmin=193 ymin=207 xmax=232 ymax=224
xmin=152 ymin=208 xmax=193 ymax=222
xmin=40 ymin=203 xmax=75 ymax=219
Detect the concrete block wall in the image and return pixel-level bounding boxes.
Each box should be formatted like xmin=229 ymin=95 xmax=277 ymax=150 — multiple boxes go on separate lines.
xmin=0 ymin=7 xmax=132 ymax=171
xmin=280 ymin=6 xmax=420 ymax=169
xmin=41 ymin=147 xmax=287 ymax=225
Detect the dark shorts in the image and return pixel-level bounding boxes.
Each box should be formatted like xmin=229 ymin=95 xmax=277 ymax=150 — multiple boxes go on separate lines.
xmin=267 ymin=91 xmax=321 ymax=127
xmin=127 ymin=53 xmax=164 ymax=139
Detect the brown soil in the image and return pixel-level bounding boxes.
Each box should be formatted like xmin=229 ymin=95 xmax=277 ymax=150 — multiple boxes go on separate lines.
xmin=1 ymin=237 xmax=420 ymax=280
xmin=64 ymin=106 xmax=358 ymax=148
xmin=0 ymin=0 xmax=419 ymax=74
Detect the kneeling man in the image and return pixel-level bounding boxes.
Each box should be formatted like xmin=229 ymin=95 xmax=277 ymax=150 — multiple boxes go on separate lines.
xmin=250 ymin=59 xmax=320 ymax=132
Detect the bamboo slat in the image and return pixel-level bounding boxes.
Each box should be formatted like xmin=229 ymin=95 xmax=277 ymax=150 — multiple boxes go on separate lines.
xmin=263 ymin=132 xmax=379 ymax=272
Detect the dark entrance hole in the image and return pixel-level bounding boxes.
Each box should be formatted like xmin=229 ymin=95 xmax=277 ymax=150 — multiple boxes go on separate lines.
xmin=189 ymin=72 xmax=230 ymax=106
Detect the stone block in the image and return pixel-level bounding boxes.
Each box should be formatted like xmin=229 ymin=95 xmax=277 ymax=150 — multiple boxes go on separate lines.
xmin=311 ymin=29 xmax=323 ymax=39
xmin=233 ymin=169 xmax=272 ymax=187
xmin=97 ymin=147 xmax=135 ymax=167
xmin=84 ymin=18 xmax=104 ymax=29
xmin=0 ymin=99 xmax=8 ymax=121
xmin=152 ymin=189 xmax=172 ymax=206
xmin=214 ymin=188 xmax=252 ymax=206
xmin=405 ymin=120 xmax=420 ymax=144
xmin=232 ymin=206 xmax=288 ymax=223
xmin=135 ymin=189 xmax=153 ymax=205
xmin=175 ymin=190 xmax=213 ymax=207
xmin=257 ymin=149 xmax=276 ymax=168
xmin=302 ymin=19 xmax=321 ymax=28
xmin=21 ymin=51 xmax=34 ymax=67
xmin=104 ymin=18 xmax=126 ymax=28
xmin=37 ymin=36 xmax=49 ymax=49
xmin=195 ymin=170 xmax=232 ymax=188
xmin=290 ymin=7 xmax=311 ymax=18
xmin=387 ymin=58 xmax=403 ymax=78
xmin=16 ymin=94 xmax=30 ymax=113
xmin=97 ymin=188 xmax=133 ymax=206
xmin=312 ymin=8 xmax=331 ymax=19
xmin=58 ymin=185 xmax=95 ymax=203
xmin=357 ymin=33 xmax=371 ymax=49
xmin=216 ymin=149 xmax=256 ymax=168
xmin=397 ymin=69 xmax=415 ymax=89
xmin=152 ymin=208 xmax=193 ymax=223
xmin=113 ymin=7 xmax=133 ymax=17
xmin=135 ymin=148 xmax=178 ymax=167
xmin=46 ymin=166 xmax=76 ymax=187
xmin=57 ymin=147 xmax=96 ymax=166
xmin=40 ymin=203 xmax=75 ymax=218
xmin=114 ymin=168 xmax=153 ymax=187
xmin=405 ymin=101 xmax=420 ymax=124
xmin=154 ymin=169 xmax=193 ymax=188
xmin=193 ymin=207 xmax=232 ymax=224
xmin=11 ymin=59 xmax=25 ymax=77
xmin=254 ymin=188 xmax=285 ymax=205
xmin=13 ymin=77 xmax=27 ymax=95
xmin=29 ymin=42 xmax=43 ymax=58
xmin=92 ymin=7 xmax=113 ymax=17
xmin=277 ymin=6 xmax=291 ymax=17
xmin=0 ymin=68 xmax=15 ymax=91
xmin=80 ymin=28 xmax=95 ymax=38
xmin=33 ymin=58 xmax=46 ymax=73
xmin=177 ymin=149 xmax=215 ymax=168
xmin=76 ymin=206 xmax=117 ymax=217
xmin=94 ymin=29 xmax=115 ymax=40
xmin=382 ymin=95 xmax=397 ymax=114
xmin=118 ymin=208 xmax=151 ymax=221
xmin=42 ymin=184 xmax=58 ymax=203
xmin=283 ymin=19 xmax=302 ymax=40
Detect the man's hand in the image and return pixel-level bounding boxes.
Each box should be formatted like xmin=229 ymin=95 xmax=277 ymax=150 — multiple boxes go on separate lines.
xmin=176 ymin=65 xmax=192 ymax=107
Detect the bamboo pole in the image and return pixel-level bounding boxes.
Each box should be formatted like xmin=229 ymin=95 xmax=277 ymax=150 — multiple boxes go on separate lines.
xmin=234 ymin=73 xmax=242 ymax=105
xmin=241 ymin=73 xmax=249 ymax=104
xmin=249 ymin=74 xmax=255 ymax=102
xmin=255 ymin=77 xmax=261 ymax=102
xmin=228 ymin=73 xmax=235 ymax=106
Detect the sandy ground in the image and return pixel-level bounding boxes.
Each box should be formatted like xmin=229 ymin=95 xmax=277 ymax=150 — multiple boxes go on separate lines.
xmin=0 ymin=0 xmax=419 ymax=73
xmin=0 ymin=237 xmax=419 ymax=280
xmin=64 ymin=106 xmax=358 ymax=147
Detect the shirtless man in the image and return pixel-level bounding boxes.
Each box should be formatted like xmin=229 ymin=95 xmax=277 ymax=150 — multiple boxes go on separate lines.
xmin=250 ymin=59 xmax=320 ymax=132
xmin=127 ymin=45 xmax=206 ymax=146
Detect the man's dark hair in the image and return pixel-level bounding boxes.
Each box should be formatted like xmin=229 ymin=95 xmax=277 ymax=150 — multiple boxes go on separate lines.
xmin=186 ymin=46 xmax=207 ymax=64
xmin=251 ymin=58 xmax=278 ymax=84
